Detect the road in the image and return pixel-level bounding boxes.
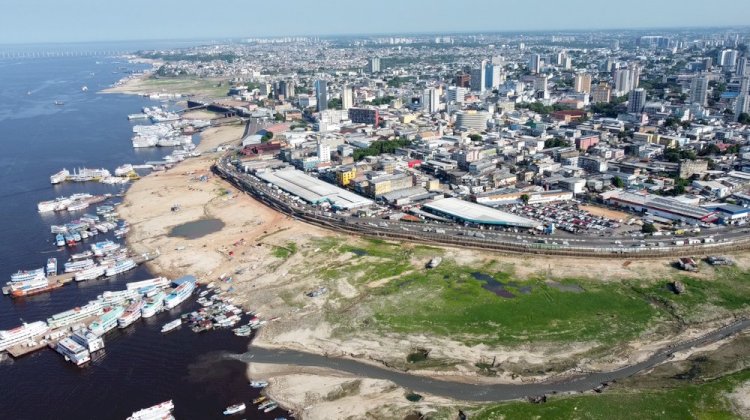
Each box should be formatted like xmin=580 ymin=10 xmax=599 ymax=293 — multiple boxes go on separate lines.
xmin=236 ymin=318 xmax=750 ymax=402
xmin=212 ymin=153 xmax=750 ymax=258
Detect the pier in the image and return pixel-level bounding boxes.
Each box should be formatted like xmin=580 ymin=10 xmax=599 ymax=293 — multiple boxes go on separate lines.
xmin=5 ymin=315 xmax=100 ymax=358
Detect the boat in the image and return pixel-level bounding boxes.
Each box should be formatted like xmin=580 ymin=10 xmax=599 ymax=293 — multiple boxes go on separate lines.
xmin=105 ymin=259 xmax=136 ymax=276
xmin=163 ymin=279 xmax=196 ymax=310
xmin=249 ymin=380 xmax=268 ymax=389
xmin=263 ymin=403 xmax=278 ymax=413
xmin=117 ymin=299 xmax=145 ymax=328
xmin=89 ymin=305 xmax=125 ymax=336
xmin=64 ymin=259 xmax=95 ymax=273
xmin=46 ymin=258 xmax=58 ymax=277
xmin=74 ymin=265 xmax=106 ymax=282
xmin=55 ymin=233 xmax=66 ymax=247
xmin=127 ymin=400 xmax=175 ymax=420
xmin=81 ymin=85 xmax=88 ymax=92
xmin=54 ymin=100 xmax=64 ymax=106
xmin=47 ymin=301 xmax=104 ymax=329
xmin=10 ymin=268 xmax=45 ymax=283
xmin=223 ymin=403 xmax=246 ymax=415
xmin=141 ymin=291 xmax=166 ymax=318
xmin=72 ymin=232 xmax=82 ymax=242
xmin=10 ymin=278 xmax=62 ymax=298
xmin=70 ymin=250 xmax=94 ymax=261
xmin=54 ymin=337 xmax=91 ymax=366
xmin=65 ymin=234 xmax=77 ymax=247
xmin=258 ymin=400 xmax=275 ymax=410
xmin=0 ymin=321 xmax=49 ymax=352
xmin=98 ymin=289 xmax=140 ymax=306
xmin=161 ymin=319 xmax=181 ymax=333
xmin=126 ymin=277 xmax=170 ymax=291
xmin=70 ymin=329 xmax=104 ymax=352
xmin=252 ymin=396 xmax=267 ymax=404
xmin=66 ymin=201 xmax=89 ymax=212
xmin=49 ymin=169 xmax=70 ymax=184
xmin=91 ymin=240 xmax=120 ymax=256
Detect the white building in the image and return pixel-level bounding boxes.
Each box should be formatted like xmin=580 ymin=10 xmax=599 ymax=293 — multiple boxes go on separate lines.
xmin=317 ymin=141 xmax=331 ymax=163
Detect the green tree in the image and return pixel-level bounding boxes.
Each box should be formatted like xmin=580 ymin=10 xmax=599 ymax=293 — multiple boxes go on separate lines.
xmin=544 ymin=138 xmax=571 ymax=148
xmin=327 ymin=98 xmax=342 ymax=110
xmin=520 ymin=194 xmax=530 ymax=205
xmin=738 ymin=113 xmax=750 ymax=124
xmin=468 ymin=134 xmax=483 ymax=142
xmin=261 ymin=132 xmax=274 ymax=142
xmin=612 ymin=176 xmax=625 ymax=188
xmin=642 ymin=223 xmax=657 ymax=234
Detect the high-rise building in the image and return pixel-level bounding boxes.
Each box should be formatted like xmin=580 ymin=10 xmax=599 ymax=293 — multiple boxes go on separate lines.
xmin=737 ymin=57 xmax=748 ymax=76
xmin=718 ymin=49 xmax=738 ymax=68
xmin=574 ymin=73 xmax=592 ymax=94
xmin=367 ymin=57 xmax=381 ymax=74
xmin=690 ymin=75 xmax=709 ymax=106
xmin=446 ymin=86 xmax=468 ymax=103
xmin=317 ymin=141 xmax=331 ymax=163
xmin=470 ymin=60 xmax=487 ymax=92
xmin=485 ymin=62 xmax=503 ymax=90
xmin=278 ymin=80 xmax=295 ymax=99
xmin=628 ymin=88 xmax=647 ymax=114
xmin=735 ymin=76 xmax=750 ymax=118
xmin=592 ymin=83 xmax=612 ymax=104
xmin=341 ymin=85 xmax=354 ymax=110
xmin=629 ymin=64 xmax=642 ymax=89
xmin=348 ymin=108 xmax=380 ymax=126
xmin=533 ymin=75 xmax=549 ymax=99
xmin=455 ymin=111 xmax=490 ymax=132
xmin=529 ymin=54 xmax=541 ymax=74
xmin=422 ymin=87 xmax=440 ymax=113
xmin=314 ymin=80 xmax=327 ymax=112
xmin=614 ymin=69 xmax=631 ymax=95
xmin=455 ymin=72 xmax=471 ymax=88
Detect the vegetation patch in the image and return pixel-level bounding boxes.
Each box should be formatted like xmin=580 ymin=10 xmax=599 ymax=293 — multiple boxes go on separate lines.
xmin=272 ymin=242 xmax=298 ymax=259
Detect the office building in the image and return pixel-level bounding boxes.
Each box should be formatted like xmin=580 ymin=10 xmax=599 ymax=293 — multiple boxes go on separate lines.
xmin=529 ymin=54 xmax=541 ymax=74
xmin=628 ymin=88 xmax=647 ymax=114
xmin=738 ymin=57 xmax=748 ymax=76
xmin=736 ymin=76 xmax=750 ymax=118
xmin=422 ymin=87 xmax=440 ymax=113
xmin=341 ymin=85 xmax=354 ymax=110
xmin=367 ymin=57 xmax=381 ymax=73
xmin=629 ymin=64 xmax=641 ymax=89
xmin=455 ymin=72 xmax=471 ymax=88
xmin=348 ymin=108 xmax=380 ymax=126
xmin=614 ymin=69 xmax=630 ymax=96
xmin=690 ymin=75 xmax=709 ymax=106
xmin=591 ymin=83 xmax=612 ymax=103
xmin=314 ymin=80 xmax=327 ymax=112
xmin=278 ymin=80 xmax=295 ymax=99
xmin=719 ymin=49 xmax=738 ymax=68
xmin=470 ymin=60 xmax=487 ymax=92
xmin=534 ymin=74 xmax=549 ymax=99
xmin=574 ymin=73 xmax=592 ymax=94
xmin=455 ymin=110 xmax=490 ymax=132
xmin=446 ymin=86 xmax=468 ymax=104
xmin=485 ymin=62 xmax=503 ymax=90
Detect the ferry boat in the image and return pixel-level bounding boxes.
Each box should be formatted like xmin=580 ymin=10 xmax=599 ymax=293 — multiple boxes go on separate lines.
xmin=70 ymin=250 xmax=94 ymax=261
xmin=127 ymin=400 xmax=175 ymax=420
xmin=223 ymin=403 xmax=246 ymax=415
xmin=117 ymin=299 xmax=145 ymax=328
xmin=10 ymin=278 xmax=62 ymax=298
xmin=91 ymin=240 xmax=120 ymax=256
xmin=105 ymin=259 xmax=136 ymax=277
xmin=0 ymin=321 xmax=49 ymax=352
xmin=249 ymin=380 xmax=268 ymax=389
xmin=46 ymin=258 xmax=58 ymax=276
xmin=39 ymin=197 xmax=70 ymax=212
xmin=10 ymin=268 xmax=45 ymax=283
xmin=99 ymin=289 xmax=140 ymax=306
xmin=66 ymin=201 xmax=89 ymax=212
xmin=141 ymin=291 xmax=166 ymax=318
xmin=50 ymin=169 xmax=70 ymax=184
xmin=89 ymin=305 xmax=125 ymax=336
xmin=72 ymin=232 xmax=82 ymax=242
xmin=47 ymin=301 xmax=104 ymax=329
xmin=263 ymin=403 xmax=278 ymax=413
xmin=161 ymin=319 xmax=181 ymax=333
xmin=55 ymin=233 xmax=65 ymax=247
xmin=70 ymin=329 xmax=104 ymax=353
xmin=65 ymin=234 xmax=77 ymax=247
xmin=74 ymin=265 xmax=106 ymax=282
xmin=163 ymin=280 xmax=195 ymax=310
xmin=51 ymin=225 xmax=68 ymax=234
xmin=54 ymin=337 xmax=91 ymax=366
xmin=64 ymin=259 xmax=95 ymax=273
xmin=126 ymin=277 xmax=170 ymax=291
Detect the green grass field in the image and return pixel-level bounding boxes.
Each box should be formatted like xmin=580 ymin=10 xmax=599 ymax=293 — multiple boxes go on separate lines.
xmin=135 ymin=77 xmax=229 ymax=98
xmin=473 ymin=369 xmax=750 ymax=420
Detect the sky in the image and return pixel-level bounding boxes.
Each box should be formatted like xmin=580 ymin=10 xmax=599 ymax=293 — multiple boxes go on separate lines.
xmin=1 ymin=0 xmax=749 ymax=45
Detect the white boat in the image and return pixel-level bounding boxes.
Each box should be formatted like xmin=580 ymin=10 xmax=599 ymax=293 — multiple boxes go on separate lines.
xmin=10 ymin=268 xmax=45 ymax=283
xmin=98 ymin=289 xmax=140 ymax=306
xmin=39 ymin=197 xmax=70 ymax=212
xmin=50 ymin=169 xmax=70 ymax=184
xmin=141 ymin=291 xmax=166 ymax=318
xmin=163 ymin=278 xmax=196 ymax=310
xmin=223 ymin=403 xmax=246 ymax=415
xmin=89 ymin=306 xmax=125 ymax=336
xmin=105 ymin=259 xmax=136 ymax=276
xmin=91 ymin=240 xmax=120 ymax=256
xmin=70 ymin=250 xmax=94 ymax=260
xmin=66 ymin=201 xmax=89 ymax=212
xmin=126 ymin=277 xmax=170 ymax=291
xmin=249 ymin=380 xmax=268 ymax=388
xmin=54 ymin=337 xmax=91 ymax=366
xmin=70 ymin=329 xmax=104 ymax=353
xmin=64 ymin=259 xmax=95 ymax=273
xmin=127 ymin=400 xmax=175 ymax=420
xmin=0 ymin=321 xmax=49 ymax=352
xmin=74 ymin=265 xmax=106 ymax=282
xmin=117 ymin=299 xmax=145 ymax=328
xmin=161 ymin=319 xmax=181 ymax=333
xmin=47 ymin=301 xmax=104 ymax=329
xmin=46 ymin=258 xmax=58 ymax=277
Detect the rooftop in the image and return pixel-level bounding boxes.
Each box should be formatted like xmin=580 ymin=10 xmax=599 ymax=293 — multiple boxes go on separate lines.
xmin=423 ymin=197 xmax=540 ymax=228
xmin=258 ymin=168 xmax=373 ymax=210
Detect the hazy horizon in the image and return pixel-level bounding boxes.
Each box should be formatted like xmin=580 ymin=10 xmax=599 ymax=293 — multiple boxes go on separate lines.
xmin=1 ymin=0 xmax=749 ymax=45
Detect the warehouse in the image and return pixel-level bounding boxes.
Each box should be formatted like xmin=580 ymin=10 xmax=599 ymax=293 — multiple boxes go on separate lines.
xmin=257 ymin=168 xmax=373 ymax=210
xmin=423 ymin=197 xmax=540 ymax=228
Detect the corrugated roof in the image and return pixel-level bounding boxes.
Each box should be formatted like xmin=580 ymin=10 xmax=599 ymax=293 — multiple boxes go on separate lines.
xmin=423 ymin=197 xmax=539 ymax=228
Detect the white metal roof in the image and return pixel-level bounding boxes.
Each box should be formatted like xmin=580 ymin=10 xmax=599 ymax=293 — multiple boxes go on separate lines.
xmin=423 ymin=197 xmax=540 ymax=228
xmin=258 ymin=168 xmax=373 ymax=210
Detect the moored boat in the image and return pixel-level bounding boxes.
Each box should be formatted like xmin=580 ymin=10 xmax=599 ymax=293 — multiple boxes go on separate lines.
xmin=161 ymin=319 xmax=181 ymax=333
xmin=46 ymin=258 xmax=58 ymax=277
xmin=117 ymin=299 xmax=145 ymax=328
xmin=127 ymin=400 xmax=175 ymax=420
xmin=141 ymin=291 xmax=166 ymax=318
xmin=223 ymin=403 xmax=246 ymax=415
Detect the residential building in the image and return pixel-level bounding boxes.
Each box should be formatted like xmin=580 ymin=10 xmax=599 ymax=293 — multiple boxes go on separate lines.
xmin=470 ymin=60 xmax=487 ymax=92
xmin=315 ymin=80 xmax=328 ymax=112
xmin=455 ymin=111 xmax=490 ymax=132
xmin=574 ymin=73 xmax=592 ymax=94
xmin=367 ymin=57 xmax=381 ymax=73
xmin=348 ymin=108 xmax=380 ymax=126
xmin=591 ymin=83 xmax=612 ymax=103
xmin=529 ymin=54 xmax=541 ymax=74
xmin=628 ymin=88 xmax=647 ymax=113
xmin=341 ymin=85 xmax=354 ymax=110
xmin=690 ymin=74 xmax=709 ymax=106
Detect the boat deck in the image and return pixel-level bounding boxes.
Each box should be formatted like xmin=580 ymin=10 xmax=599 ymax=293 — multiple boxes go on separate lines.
xmin=4 ymin=315 xmax=100 ymax=358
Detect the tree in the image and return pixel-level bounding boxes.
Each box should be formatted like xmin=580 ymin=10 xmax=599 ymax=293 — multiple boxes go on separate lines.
xmin=468 ymin=134 xmax=483 ymax=142
xmin=612 ymin=176 xmax=625 ymax=188
xmin=739 ymin=113 xmax=750 ymax=125
xmin=274 ymin=113 xmax=285 ymax=122
xmin=261 ymin=132 xmax=274 ymax=142
xmin=544 ymin=138 xmax=570 ymax=148
xmin=327 ymin=98 xmax=342 ymax=110
xmin=520 ymin=194 xmax=530 ymax=205
xmin=642 ymin=223 xmax=658 ymax=234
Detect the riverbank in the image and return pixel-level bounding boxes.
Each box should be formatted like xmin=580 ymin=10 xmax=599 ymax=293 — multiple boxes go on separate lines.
xmin=119 ymin=121 xmax=750 ymax=419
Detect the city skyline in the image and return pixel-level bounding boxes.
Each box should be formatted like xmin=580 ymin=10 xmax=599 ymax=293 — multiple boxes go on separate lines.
xmin=1 ymin=0 xmax=750 ymax=44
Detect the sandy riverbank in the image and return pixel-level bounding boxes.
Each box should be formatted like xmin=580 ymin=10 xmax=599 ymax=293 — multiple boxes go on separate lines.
xmin=118 ymin=121 xmax=750 ymax=419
